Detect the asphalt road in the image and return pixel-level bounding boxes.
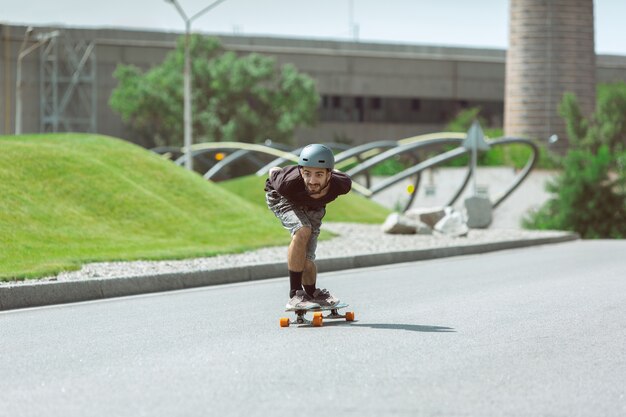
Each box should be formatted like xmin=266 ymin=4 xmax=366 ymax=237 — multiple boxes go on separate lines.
xmin=1 ymin=240 xmax=625 ymax=417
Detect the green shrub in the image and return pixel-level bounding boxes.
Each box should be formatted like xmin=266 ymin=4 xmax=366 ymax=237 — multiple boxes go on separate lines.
xmin=346 ymin=107 xmax=553 ymax=176
xmin=443 ymin=107 xmax=546 ymax=169
xmin=523 ymin=145 xmax=626 ymax=238
xmin=370 ymin=158 xmax=410 ymax=176
xmin=524 ymin=82 xmax=626 ymax=238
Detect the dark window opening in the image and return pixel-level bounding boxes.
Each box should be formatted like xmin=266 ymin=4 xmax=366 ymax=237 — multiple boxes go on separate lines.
xmin=317 ymin=95 xmax=503 ymax=127
xmin=355 ymin=97 xmax=365 ymax=122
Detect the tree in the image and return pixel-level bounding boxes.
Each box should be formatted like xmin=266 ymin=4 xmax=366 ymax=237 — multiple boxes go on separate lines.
xmin=522 ymin=145 xmax=626 ymax=238
xmin=524 ymin=82 xmax=626 ymax=237
xmin=109 ymin=35 xmax=320 ymax=148
xmin=559 ymin=82 xmax=626 ymax=153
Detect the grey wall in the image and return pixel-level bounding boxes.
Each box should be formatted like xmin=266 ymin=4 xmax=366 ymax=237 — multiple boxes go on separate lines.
xmin=2 ymin=23 xmax=626 ymax=147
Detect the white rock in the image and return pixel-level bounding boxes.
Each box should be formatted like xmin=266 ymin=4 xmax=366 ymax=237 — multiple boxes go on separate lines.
xmin=434 ymin=207 xmax=469 ymax=237
xmin=382 ymin=212 xmax=417 ymax=234
xmin=405 ymin=206 xmax=446 ymax=228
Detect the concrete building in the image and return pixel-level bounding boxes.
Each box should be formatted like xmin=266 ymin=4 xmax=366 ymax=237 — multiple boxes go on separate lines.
xmin=2 ymin=23 xmax=626 ymax=148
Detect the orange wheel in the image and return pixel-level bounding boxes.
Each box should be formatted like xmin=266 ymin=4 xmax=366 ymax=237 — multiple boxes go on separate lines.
xmin=279 ymin=317 xmax=290 ymax=327
xmin=313 ymin=312 xmax=323 ymax=319
xmin=312 ymin=316 xmax=323 ymax=327
xmin=345 ymin=311 xmax=355 ymax=321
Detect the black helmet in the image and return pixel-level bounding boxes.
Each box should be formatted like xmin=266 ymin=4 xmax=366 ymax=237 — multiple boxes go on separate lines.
xmin=298 ymin=144 xmax=334 ymax=169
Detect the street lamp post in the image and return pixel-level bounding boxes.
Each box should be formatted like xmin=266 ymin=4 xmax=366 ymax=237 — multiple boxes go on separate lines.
xmin=349 ymin=0 xmax=359 ymax=41
xmin=164 ymin=0 xmax=228 ymax=171
xmin=15 ymin=28 xmax=59 ymax=135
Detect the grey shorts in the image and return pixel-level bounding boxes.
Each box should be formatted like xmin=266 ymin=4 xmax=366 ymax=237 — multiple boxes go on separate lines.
xmin=265 ymin=190 xmax=325 ymax=261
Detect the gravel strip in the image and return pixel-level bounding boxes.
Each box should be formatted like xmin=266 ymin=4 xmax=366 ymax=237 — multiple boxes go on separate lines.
xmin=1 ymin=223 xmax=572 ymax=286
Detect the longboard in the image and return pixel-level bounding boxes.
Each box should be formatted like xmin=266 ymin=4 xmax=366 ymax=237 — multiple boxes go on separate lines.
xmin=280 ymin=302 xmax=355 ymax=327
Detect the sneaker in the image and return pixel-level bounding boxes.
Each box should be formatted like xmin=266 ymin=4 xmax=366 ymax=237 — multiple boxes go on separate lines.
xmin=310 ymin=288 xmax=339 ymax=307
xmin=286 ymin=290 xmax=320 ymax=310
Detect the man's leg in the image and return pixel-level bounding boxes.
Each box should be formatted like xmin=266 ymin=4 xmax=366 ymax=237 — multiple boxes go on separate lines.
xmin=300 ymin=215 xmax=339 ymax=306
xmin=287 ymin=226 xmax=311 ymax=298
xmin=302 ymin=259 xmax=317 ymax=294
xmin=288 ymin=226 xmax=311 ymax=272
xmin=265 ymin=192 xmax=319 ymax=307
xmin=301 ymin=208 xmax=322 ymax=297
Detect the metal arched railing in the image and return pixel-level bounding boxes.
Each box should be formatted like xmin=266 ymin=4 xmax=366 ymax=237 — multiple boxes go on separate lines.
xmin=153 ymin=128 xmax=540 ymax=213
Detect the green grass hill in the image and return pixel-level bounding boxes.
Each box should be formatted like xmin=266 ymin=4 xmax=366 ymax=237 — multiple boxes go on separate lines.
xmin=0 ymin=134 xmax=291 ymax=280
xmin=218 ymin=174 xmax=390 ymax=224
xmin=0 ymin=134 xmax=389 ymax=281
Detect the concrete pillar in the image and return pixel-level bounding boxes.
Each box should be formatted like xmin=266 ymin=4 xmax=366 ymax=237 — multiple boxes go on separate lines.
xmin=505 ymin=0 xmax=596 ymax=152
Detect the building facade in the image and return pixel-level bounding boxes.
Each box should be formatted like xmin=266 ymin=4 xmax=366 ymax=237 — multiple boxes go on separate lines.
xmin=2 ymin=23 xmax=626 ymax=147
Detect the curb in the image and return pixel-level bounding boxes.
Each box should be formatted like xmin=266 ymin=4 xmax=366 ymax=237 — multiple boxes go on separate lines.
xmin=0 ymin=233 xmax=579 ymax=311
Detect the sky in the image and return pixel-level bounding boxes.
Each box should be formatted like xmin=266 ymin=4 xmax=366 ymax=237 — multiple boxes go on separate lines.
xmin=2 ymin=0 xmax=625 ymax=55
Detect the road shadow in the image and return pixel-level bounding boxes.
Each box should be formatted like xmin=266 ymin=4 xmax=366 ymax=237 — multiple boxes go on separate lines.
xmin=315 ymin=321 xmax=456 ymax=332
xmin=352 ymin=323 xmax=456 ymax=333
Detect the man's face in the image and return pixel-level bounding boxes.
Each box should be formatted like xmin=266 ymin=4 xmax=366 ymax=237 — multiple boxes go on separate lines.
xmin=300 ymin=167 xmax=331 ymax=195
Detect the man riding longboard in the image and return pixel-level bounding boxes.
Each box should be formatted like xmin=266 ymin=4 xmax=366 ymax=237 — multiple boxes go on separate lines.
xmin=265 ymin=144 xmax=352 ymax=310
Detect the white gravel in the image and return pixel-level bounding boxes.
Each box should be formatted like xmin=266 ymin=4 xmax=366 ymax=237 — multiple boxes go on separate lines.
xmin=1 ymin=223 xmax=571 ymax=286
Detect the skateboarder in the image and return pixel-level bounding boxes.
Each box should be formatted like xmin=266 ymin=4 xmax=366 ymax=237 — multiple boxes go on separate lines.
xmin=265 ymin=144 xmax=352 ymax=310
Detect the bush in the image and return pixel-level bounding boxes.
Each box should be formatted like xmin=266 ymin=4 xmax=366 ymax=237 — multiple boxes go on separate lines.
xmin=523 ymin=145 xmax=626 ymax=238
xmin=524 ymin=82 xmax=626 ymax=238
xmin=349 ymin=107 xmax=554 ymax=176
xmin=370 ymin=158 xmax=410 ymax=176
xmin=443 ymin=107 xmax=551 ymax=169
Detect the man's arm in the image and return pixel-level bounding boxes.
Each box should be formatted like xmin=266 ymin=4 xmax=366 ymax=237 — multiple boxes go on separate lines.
xmin=331 ymin=169 xmax=352 ymax=195
xmin=268 ymin=166 xmax=302 ymax=196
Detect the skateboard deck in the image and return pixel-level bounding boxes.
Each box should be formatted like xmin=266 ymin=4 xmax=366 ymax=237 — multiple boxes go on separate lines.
xmin=280 ymin=302 xmax=355 ymax=327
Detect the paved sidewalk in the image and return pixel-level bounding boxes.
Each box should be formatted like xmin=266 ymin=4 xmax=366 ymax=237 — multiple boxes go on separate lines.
xmin=0 ymin=223 xmax=578 ymax=311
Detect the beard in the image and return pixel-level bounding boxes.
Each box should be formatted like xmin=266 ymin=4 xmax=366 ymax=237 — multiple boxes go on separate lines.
xmin=306 ymin=184 xmax=322 ymax=194
xmin=307 ymin=183 xmax=321 ymax=192
xmin=305 ymin=178 xmax=330 ymax=196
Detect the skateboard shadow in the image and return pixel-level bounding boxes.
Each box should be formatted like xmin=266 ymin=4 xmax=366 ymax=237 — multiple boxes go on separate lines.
xmin=320 ymin=321 xmax=456 ymax=332
xmin=353 ymin=323 xmax=456 ymax=333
